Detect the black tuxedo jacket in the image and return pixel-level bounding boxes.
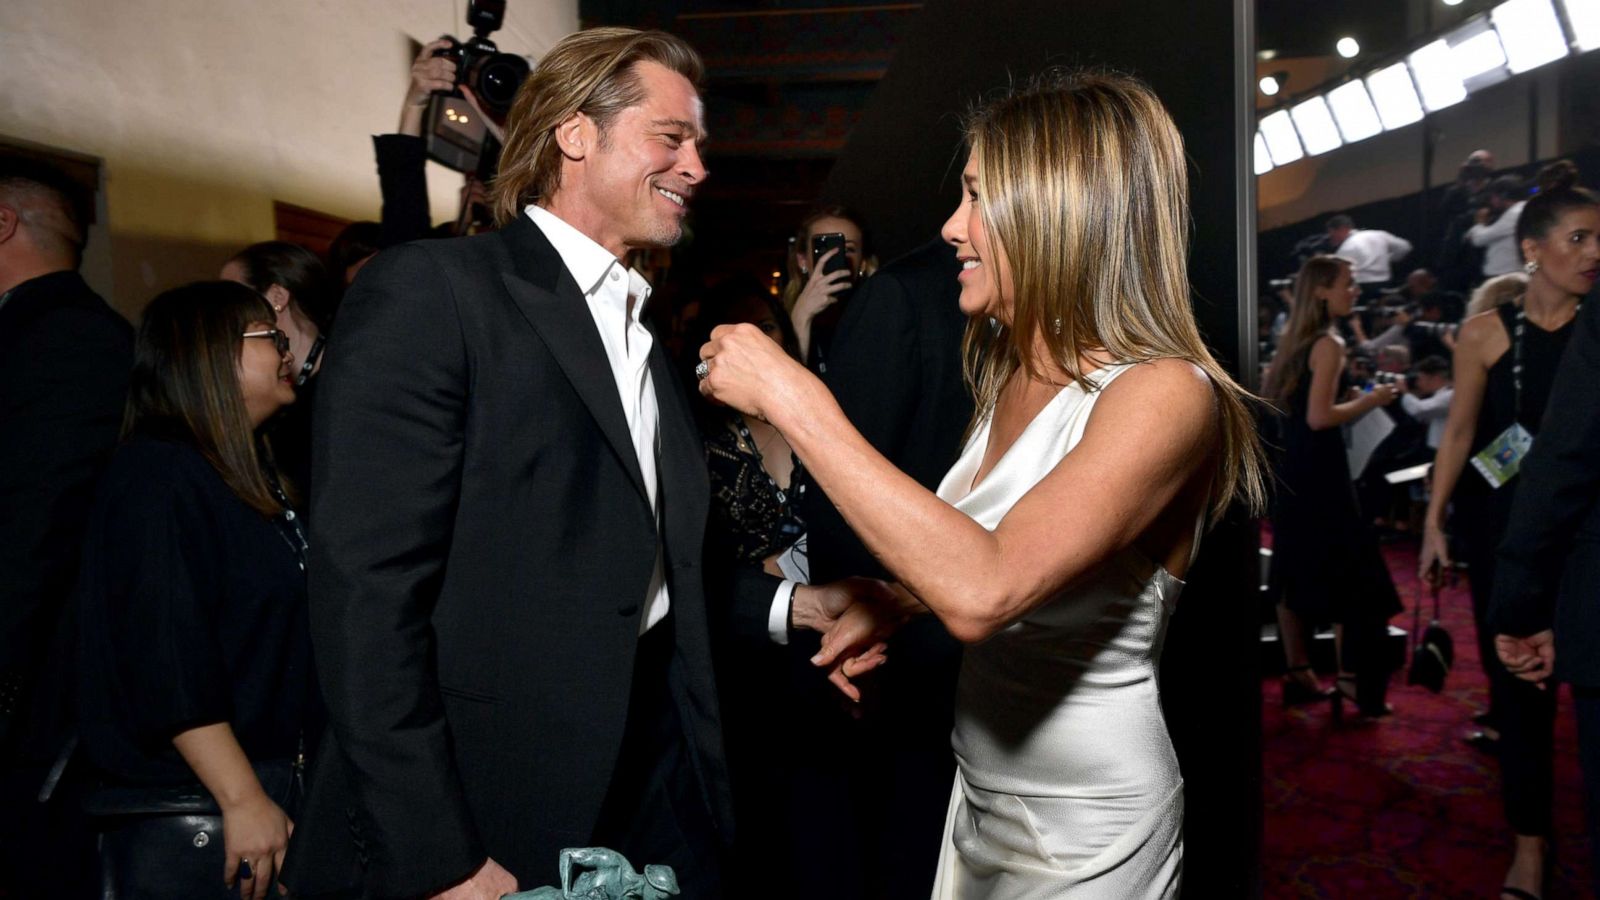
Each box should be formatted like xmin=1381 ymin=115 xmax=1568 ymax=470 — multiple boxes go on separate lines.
xmin=282 ymin=217 xmax=733 ymax=898
xmin=0 ymin=271 xmax=130 ymax=756
xmin=803 ymin=239 xmax=974 ymax=583
xmin=1490 ymin=299 xmax=1600 ymax=687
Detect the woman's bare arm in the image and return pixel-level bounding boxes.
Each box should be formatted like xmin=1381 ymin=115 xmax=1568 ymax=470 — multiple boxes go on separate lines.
xmin=701 ymin=325 xmax=1216 ymax=644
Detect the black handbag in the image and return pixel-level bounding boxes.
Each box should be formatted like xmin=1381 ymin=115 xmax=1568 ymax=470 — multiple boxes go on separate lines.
xmin=1407 ymin=577 xmax=1454 ymax=693
xmin=84 ymin=759 xmax=303 ymax=900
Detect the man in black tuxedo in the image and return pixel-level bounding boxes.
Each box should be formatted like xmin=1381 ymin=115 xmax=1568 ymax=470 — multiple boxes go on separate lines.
xmin=1491 ymin=298 xmax=1600 ymax=894
xmin=0 ymin=159 xmax=131 ymax=897
xmin=285 ymin=29 xmax=740 ymax=899
xmin=781 ymin=238 xmax=973 ymax=899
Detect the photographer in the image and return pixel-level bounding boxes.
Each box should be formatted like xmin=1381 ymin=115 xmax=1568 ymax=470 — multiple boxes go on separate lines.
xmin=782 ymin=207 xmax=875 ymax=367
xmin=1400 ymin=355 xmax=1453 ymax=452
xmin=1437 ymin=150 xmax=1495 ymax=291
xmin=1466 ymin=175 xmax=1529 ymax=280
xmin=376 ymin=39 xmax=507 ymax=249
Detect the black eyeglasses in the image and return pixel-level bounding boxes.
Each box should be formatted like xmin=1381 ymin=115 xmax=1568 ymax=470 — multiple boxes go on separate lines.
xmin=242 ymin=328 xmax=290 ymax=355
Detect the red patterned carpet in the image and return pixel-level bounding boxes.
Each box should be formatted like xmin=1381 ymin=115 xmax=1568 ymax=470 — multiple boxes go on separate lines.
xmin=1262 ymin=534 xmax=1591 ymax=898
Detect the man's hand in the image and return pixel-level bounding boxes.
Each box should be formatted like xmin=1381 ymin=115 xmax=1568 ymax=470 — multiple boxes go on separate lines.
xmin=1496 ymin=630 xmax=1556 ymax=687
xmin=430 ymin=858 xmax=517 ymax=900
xmin=790 ymin=577 xmax=896 ymax=633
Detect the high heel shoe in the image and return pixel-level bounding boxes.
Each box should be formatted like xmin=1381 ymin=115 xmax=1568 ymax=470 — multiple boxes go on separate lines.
xmin=1331 ymin=674 xmax=1393 ymax=723
xmin=1281 ymin=665 xmax=1333 ymax=707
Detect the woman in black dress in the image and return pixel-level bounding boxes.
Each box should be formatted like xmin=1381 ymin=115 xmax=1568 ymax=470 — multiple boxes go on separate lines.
xmin=700 ymin=276 xmax=808 ymax=568
xmin=1264 ymin=255 xmax=1402 ymax=718
xmin=76 ymin=281 xmax=316 ymax=899
xmin=1419 ymin=174 xmax=1599 ymax=900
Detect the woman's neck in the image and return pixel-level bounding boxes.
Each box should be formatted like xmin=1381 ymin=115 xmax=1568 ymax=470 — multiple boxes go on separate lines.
xmin=1522 ymin=277 xmax=1579 ymax=327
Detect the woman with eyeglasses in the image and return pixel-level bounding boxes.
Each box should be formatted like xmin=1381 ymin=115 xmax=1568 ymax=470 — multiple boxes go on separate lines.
xmin=75 ymin=281 xmax=319 ymax=900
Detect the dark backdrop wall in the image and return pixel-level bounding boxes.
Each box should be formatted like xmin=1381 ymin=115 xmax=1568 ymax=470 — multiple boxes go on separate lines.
xmin=821 ymin=1 xmax=1262 ymax=895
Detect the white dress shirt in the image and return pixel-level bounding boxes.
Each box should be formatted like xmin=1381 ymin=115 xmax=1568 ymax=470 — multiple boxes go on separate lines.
xmin=1335 ymin=229 xmax=1413 ymax=285
xmin=527 ymin=205 xmax=669 ymax=635
xmin=1467 ymin=201 xmax=1526 ymax=277
xmin=1401 ymin=385 xmax=1454 ymax=449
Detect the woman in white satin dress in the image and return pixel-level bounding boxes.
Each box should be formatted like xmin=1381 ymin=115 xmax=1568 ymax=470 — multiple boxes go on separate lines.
xmin=696 ymin=69 xmax=1267 ymax=899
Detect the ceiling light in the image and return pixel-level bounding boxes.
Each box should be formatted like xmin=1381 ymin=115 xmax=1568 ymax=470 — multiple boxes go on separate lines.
xmin=1337 ymin=37 xmax=1362 ymax=58
xmin=1453 ymin=28 xmax=1509 ymax=78
xmin=1254 ymin=133 xmax=1275 ymax=175
xmin=1259 ymin=109 xmax=1304 ymax=166
xmin=1493 ymin=0 xmax=1570 ymax=72
xmin=1290 ymin=96 xmax=1343 ymax=155
xmin=1408 ymin=40 xmax=1468 ymax=111
xmin=1260 ymin=75 xmax=1281 ymax=96
xmin=1562 ymin=0 xmax=1600 ymax=51
xmin=1326 ymin=81 xmax=1384 ymax=143
xmin=1365 ymin=62 xmax=1425 ymax=129
xmin=1444 ymin=0 xmax=1465 ymax=5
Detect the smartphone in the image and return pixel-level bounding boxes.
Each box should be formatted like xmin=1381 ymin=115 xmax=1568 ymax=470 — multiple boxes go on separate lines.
xmin=811 ymin=232 xmax=853 ymax=283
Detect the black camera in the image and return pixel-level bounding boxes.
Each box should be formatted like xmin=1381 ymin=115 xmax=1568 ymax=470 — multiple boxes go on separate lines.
xmin=433 ymin=0 xmax=530 ymax=116
xmin=1410 ymin=321 xmax=1460 ymax=339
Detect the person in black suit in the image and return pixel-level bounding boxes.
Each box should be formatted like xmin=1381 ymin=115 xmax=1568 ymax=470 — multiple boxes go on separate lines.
xmin=774 ymin=238 xmax=973 ymax=900
xmin=282 ymin=28 xmax=774 ymax=900
xmin=0 ymin=159 xmax=130 ymax=897
xmin=1492 ymin=287 xmax=1600 ymax=898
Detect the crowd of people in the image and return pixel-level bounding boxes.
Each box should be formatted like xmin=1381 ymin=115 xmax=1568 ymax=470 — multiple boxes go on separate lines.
xmin=3 ymin=20 xmax=1600 ymax=900
xmin=1260 ymin=152 xmax=1600 ymax=899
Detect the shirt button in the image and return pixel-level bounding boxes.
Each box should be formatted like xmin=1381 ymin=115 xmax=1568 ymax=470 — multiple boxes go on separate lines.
xmin=609 ymin=270 xmax=621 ymax=282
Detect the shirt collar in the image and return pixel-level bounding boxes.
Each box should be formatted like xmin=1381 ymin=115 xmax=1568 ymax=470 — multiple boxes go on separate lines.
xmin=525 ymin=205 xmax=651 ymax=316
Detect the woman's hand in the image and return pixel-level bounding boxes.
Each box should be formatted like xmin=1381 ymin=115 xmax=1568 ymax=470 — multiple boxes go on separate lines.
xmin=698 ymin=323 xmax=818 ymax=424
xmin=1418 ymin=520 xmax=1452 ymax=584
xmin=221 ymin=790 xmax=292 ymax=900
xmin=1367 ymin=383 xmax=1400 ymax=407
xmin=789 ymin=249 xmax=854 ymax=357
xmin=814 ymin=600 xmax=893 ymax=703
xmin=399 ymin=39 xmax=459 ymax=136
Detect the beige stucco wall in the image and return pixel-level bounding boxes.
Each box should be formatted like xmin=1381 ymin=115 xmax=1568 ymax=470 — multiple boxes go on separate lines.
xmin=0 ymin=0 xmax=578 ymax=315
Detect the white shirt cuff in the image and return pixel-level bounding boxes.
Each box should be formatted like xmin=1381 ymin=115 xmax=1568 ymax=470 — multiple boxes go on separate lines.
xmin=768 ymin=580 xmax=797 ymax=645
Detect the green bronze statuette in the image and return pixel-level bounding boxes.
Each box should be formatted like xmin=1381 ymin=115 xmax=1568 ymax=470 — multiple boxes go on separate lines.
xmin=507 ymin=847 xmax=680 ymax=900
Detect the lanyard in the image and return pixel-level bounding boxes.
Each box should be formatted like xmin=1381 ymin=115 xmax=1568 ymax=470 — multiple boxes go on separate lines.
xmin=296 ymin=334 xmax=326 ymax=387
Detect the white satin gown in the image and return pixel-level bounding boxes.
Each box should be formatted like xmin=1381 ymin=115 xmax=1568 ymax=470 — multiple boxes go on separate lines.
xmin=929 ymin=362 xmax=1185 ymax=899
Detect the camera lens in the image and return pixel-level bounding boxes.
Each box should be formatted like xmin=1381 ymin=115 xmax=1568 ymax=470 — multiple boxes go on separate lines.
xmin=475 ymin=53 xmax=530 ymax=112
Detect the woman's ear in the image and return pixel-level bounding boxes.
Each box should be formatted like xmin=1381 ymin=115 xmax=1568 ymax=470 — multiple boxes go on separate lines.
xmin=265 ymin=284 xmax=292 ymax=316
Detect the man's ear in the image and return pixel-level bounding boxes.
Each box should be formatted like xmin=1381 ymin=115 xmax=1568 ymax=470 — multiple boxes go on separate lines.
xmin=0 ymin=204 xmax=19 ymax=246
xmin=554 ymin=112 xmax=592 ymax=162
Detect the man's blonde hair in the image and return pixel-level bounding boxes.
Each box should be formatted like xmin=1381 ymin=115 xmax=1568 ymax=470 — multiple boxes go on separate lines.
xmin=491 ymin=27 xmax=703 ymax=225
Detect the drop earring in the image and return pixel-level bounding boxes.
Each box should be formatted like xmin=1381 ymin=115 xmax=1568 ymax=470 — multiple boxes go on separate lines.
xmin=1524 ymin=260 xmax=1540 ymax=275
xmin=1052 ymin=316 xmax=1062 ymax=336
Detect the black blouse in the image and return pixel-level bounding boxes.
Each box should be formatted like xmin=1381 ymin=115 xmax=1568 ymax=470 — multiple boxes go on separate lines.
xmin=705 ymin=415 xmax=805 ymax=566
xmin=76 ymin=435 xmax=318 ymax=785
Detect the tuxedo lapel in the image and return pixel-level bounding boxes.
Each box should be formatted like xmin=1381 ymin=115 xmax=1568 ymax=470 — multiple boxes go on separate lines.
xmin=647 ymin=335 xmax=709 ymax=560
xmin=496 ymin=218 xmax=650 ymax=506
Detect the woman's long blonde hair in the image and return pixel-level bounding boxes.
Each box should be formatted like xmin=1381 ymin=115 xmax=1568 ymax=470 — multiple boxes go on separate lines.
xmin=961 ymin=68 xmax=1266 ymax=522
xmin=1261 ymin=254 xmax=1349 ymax=405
